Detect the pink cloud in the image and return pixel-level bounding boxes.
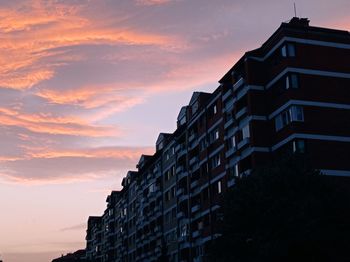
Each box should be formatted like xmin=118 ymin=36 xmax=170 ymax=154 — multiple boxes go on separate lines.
xmin=135 ymin=0 xmax=171 ymax=6
xmin=0 ymin=146 xmax=154 ymax=185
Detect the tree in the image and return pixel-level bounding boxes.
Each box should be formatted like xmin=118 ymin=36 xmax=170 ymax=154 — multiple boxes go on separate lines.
xmin=209 ymin=154 xmax=350 ymax=262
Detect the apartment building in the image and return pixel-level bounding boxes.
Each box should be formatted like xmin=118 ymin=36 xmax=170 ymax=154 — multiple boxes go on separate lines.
xmin=84 ymin=18 xmax=350 ymax=262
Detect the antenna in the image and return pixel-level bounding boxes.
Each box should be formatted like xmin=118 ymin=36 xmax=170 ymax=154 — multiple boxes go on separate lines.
xmin=294 ymin=3 xmax=297 ymax=17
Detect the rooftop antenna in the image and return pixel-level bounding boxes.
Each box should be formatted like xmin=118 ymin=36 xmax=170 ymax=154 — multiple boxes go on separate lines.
xmin=294 ymin=2 xmax=297 ymax=17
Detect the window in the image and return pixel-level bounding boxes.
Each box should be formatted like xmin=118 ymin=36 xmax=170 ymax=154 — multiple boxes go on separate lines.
xmin=285 ymin=73 xmax=299 ymax=89
xmin=215 ymin=130 xmax=219 ymax=140
xmin=149 ymin=183 xmax=156 ymax=193
xmin=281 ymin=43 xmax=296 ymax=57
xmin=165 ymin=166 xmax=175 ymax=181
xmin=218 ymin=181 xmax=222 ymax=194
xmin=180 ymin=224 xmax=188 ymax=237
xmin=234 ymin=164 xmax=239 ymax=177
xmin=275 ymin=106 xmax=304 ymax=131
xmin=242 ymin=124 xmax=250 ymax=139
xmin=200 ymin=138 xmax=207 ymax=151
xmin=293 ymin=140 xmax=305 ymax=153
xmin=213 ymin=104 xmax=217 ymax=114
xmin=289 ymin=105 xmax=304 ymax=122
xmin=209 ymin=129 xmax=219 ymax=143
xmin=211 ymin=154 xmax=221 ymax=169
xmin=230 ymin=135 xmax=236 ymax=149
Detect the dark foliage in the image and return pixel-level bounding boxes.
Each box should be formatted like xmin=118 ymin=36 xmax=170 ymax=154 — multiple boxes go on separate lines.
xmin=209 ymin=154 xmax=350 ymax=262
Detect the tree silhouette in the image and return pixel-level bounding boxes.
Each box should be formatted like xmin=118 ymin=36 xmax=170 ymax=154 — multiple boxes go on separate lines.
xmin=209 ymin=154 xmax=350 ymax=262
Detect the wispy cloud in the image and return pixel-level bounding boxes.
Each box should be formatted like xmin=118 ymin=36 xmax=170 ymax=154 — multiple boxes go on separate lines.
xmin=60 ymin=223 xmax=86 ymax=232
xmin=0 ymin=146 xmax=154 ymax=185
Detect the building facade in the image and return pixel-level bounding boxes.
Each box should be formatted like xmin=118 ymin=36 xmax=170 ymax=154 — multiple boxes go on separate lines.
xmin=84 ymin=18 xmax=350 ymax=262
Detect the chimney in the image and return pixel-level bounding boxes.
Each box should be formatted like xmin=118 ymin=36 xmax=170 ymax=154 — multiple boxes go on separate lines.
xmin=289 ymin=17 xmax=310 ymax=27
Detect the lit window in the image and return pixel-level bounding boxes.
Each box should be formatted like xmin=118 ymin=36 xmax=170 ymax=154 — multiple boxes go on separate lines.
xmin=215 ymin=130 xmax=219 ymax=140
xmin=229 ymin=135 xmax=236 ymax=149
xmin=218 ymin=181 xmax=222 ymax=194
xmin=234 ymin=164 xmax=239 ymax=177
xmin=213 ymin=104 xmax=217 ymax=114
xmin=211 ymin=155 xmax=221 ymax=168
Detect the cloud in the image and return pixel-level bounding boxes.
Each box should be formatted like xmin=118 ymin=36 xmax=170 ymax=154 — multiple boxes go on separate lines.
xmin=60 ymin=223 xmax=86 ymax=232
xmin=135 ymin=0 xmax=171 ymax=6
xmin=0 ymin=107 xmax=117 ymax=137
xmin=0 ymin=146 xmax=154 ymax=185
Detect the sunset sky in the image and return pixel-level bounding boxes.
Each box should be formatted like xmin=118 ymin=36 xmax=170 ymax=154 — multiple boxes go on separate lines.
xmin=0 ymin=0 xmax=349 ymax=261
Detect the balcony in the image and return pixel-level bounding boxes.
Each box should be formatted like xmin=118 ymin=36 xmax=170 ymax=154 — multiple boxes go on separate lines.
xmin=177 ymin=170 xmax=188 ymax=180
xmin=190 ymin=180 xmax=199 ymax=189
xmin=176 ymin=165 xmax=184 ymax=174
xmin=223 ymin=98 xmax=234 ymax=113
xmin=192 ymin=230 xmax=200 ymax=238
xmin=224 ymin=118 xmax=234 ymax=129
xmin=235 ymin=106 xmax=247 ymax=119
xmin=178 ymin=193 xmax=189 ymax=203
xmin=191 ymin=204 xmax=200 ymax=213
xmin=189 ymin=133 xmax=197 ymax=143
xmin=177 ymin=211 xmax=185 ymax=219
xmin=176 ymin=188 xmax=184 ymax=196
xmin=225 ymin=147 xmax=237 ymax=158
xmin=227 ymin=179 xmax=235 ymax=188
xmin=189 ymin=139 xmax=199 ymax=150
xmin=189 ymin=156 xmax=198 ymax=166
xmin=233 ymin=77 xmax=245 ymax=91
xmin=237 ymin=137 xmax=250 ymax=149
xmin=224 ymin=127 xmax=238 ymax=140
xmin=177 ymin=146 xmax=187 ymax=159
xmin=222 ymin=88 xmax=232 ymax=101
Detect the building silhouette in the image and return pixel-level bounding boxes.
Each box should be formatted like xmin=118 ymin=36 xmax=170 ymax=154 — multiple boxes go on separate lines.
xmin=82 ymin=18 xmax=350 ymax=262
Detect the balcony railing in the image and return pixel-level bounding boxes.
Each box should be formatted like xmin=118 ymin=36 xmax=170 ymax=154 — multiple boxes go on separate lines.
xmin=233 ymin=77 xmax=245 ymax=91
xmin=191 ymin=204 xmax=200 ymax=213
xmin=235 ymin=106 xmax=247 ymax=119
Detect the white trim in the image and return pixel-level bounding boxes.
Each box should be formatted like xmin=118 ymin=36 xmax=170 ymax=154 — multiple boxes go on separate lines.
xmin=269 ymin=100 xmax=350 ymax=119
xmin=266 ymin=67 xmax=350 ymax=89
xmin=250 ymin=36 xmax=350 ymax=62
xmin=320 ymin=169 xmax=350 ymax=177
xmin=272 ymin=133 xmax=350 ymax=151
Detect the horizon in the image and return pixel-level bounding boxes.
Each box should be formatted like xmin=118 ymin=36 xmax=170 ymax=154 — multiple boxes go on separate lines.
xmin=0 ymin=1 xmax=349 ymax=261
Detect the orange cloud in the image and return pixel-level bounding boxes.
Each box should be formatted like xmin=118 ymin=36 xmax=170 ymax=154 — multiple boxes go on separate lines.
xmin=136 ymin=0 xmax=171 ymax=6
xmin=0 ymin=146 xmax=154 ymax=185
xmin=26 ymin=146 xmax=154 ymax=160
xmin=0 ymin=0 xmax=185 ymax=91
xmin=0 ymin=107 xmax=117 ymax=137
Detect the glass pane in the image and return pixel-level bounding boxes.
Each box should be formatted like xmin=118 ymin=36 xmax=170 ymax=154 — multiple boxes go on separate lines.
xmin=287 ymin=43 xmax=296 ymax=57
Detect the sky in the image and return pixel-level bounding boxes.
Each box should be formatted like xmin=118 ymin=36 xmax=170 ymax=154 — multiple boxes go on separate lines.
xmin=0 ymin=0 xmax=349 ymax=261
